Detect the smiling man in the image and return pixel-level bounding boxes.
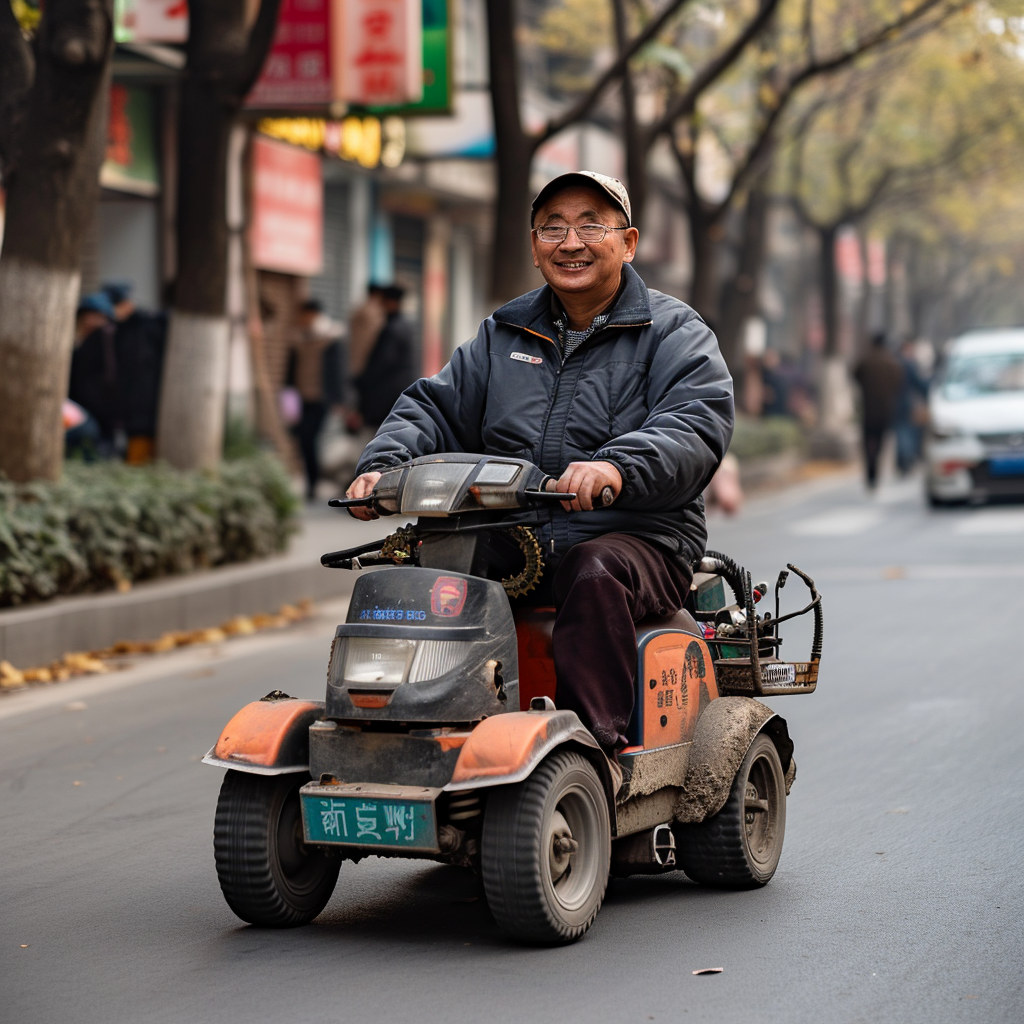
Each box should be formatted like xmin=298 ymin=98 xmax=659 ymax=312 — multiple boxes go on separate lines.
xmin=346 ymin=171 xmax=734 ymax=774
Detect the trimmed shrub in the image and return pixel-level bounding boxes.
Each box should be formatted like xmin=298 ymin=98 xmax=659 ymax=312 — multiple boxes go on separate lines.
xmin=0 ymin=456 xmax=299 ymax=607
xmin=728 ymin=415 xmax=807 ymax=463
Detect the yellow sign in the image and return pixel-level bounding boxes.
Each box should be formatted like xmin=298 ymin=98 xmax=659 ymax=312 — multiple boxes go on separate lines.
xmin=256 ymin=116 xmax=405 ymax=170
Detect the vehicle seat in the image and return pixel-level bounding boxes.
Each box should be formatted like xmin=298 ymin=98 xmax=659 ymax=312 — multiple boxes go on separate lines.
xmin=513 ymin=606 xmax=702 ymax=713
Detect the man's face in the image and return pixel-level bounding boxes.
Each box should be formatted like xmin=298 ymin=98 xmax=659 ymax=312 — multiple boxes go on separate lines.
xmin=530 ymin=186 xmax=639 ymax=299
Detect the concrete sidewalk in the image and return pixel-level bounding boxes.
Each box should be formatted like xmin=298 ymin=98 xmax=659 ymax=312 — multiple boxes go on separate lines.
xmin=0 ymin=504 xmax=387 ymax=670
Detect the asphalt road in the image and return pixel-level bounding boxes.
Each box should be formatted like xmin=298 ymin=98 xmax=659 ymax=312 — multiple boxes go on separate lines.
xmin=3 ymin=471 xmax=1023 ymax=1023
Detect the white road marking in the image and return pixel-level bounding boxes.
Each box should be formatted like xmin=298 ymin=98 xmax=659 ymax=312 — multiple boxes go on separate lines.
xmin=954 ymin=510 xmax=1024 ymax=535
xmin=789 ymin=509 xmax=884 ymax=536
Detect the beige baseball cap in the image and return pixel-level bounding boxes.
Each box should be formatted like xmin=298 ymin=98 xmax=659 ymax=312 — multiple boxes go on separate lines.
xmin=531 ymin=171 xmax=632 ymax=227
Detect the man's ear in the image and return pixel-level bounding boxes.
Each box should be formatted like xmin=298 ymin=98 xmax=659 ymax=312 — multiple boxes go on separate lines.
xmin=622 ymin=226 xmax=640 ymax=263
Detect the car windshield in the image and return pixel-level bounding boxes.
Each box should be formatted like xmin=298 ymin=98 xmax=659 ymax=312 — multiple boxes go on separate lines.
xmin=940 ymin=351 xmax=1024 ymax=400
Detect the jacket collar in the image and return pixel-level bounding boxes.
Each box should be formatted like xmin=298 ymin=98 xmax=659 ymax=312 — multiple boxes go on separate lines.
xmin=492 ymin=263 xmax=653 ymax=343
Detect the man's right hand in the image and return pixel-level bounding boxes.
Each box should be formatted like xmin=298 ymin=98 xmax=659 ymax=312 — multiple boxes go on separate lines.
xmin=345 ymin=471 xmax=382 ymax=520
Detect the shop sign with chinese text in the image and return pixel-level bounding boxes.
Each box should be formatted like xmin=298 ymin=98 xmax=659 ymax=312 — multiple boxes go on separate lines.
xmin=250 ymin=136 xmax=323 ymax=277
xmin=247 ymin=0 xmax=332 ymax=108
xmin=114 ymin=0 xmax=188 ymax=44
xmin=333 ymin=0 xmax=423 ymax=107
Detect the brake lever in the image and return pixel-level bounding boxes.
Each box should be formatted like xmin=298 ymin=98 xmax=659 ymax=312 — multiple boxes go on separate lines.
xmin=523 ymin=486 xmax=615 ymax=508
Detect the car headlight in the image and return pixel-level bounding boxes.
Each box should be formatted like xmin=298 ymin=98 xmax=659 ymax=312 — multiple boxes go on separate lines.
xmin=929 ymin=423 xmax=965 ymax=441
xmin=339 ymin=637 xmax=471 ymax=686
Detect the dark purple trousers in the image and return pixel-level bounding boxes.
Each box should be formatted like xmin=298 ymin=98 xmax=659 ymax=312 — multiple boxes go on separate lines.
xmin=550 ymin=534 xmax=693 ymax=754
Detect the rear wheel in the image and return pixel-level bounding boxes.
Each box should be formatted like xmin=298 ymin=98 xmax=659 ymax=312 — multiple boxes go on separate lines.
xmin=214 ymin=771 xmax=340 ymax=927
xmin=677 ymin=733 xmax=786 ymax=888
xmin=481 ymin=750 xmax=610 ymax=944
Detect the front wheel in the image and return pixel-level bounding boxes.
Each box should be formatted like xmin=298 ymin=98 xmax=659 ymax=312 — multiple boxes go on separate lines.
xmin=677 ymin=733 xmax=786 ymax=888
xmin=481 ymin=750 xmax=611 ymax=944
xmin=214 ymin=771 xmax=340 ymax=927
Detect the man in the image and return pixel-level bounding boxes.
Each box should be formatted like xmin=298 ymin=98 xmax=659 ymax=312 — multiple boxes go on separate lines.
xmin=69 ymin=292 xmax=120 ymax=452
xmin=347 ymin=172 xmax=734 ymax=767
xmin=854 ymin=332 xmax=905 ymax=489
xmin=286 ymin=298 xmax=345 ymax=500
xmin=102 ymin=280 xmax=167 ymax=465
xmin=353 ymin=284 xmax=417 ymax=430
xmin=347 ymin=282 xmax=387 ymax=389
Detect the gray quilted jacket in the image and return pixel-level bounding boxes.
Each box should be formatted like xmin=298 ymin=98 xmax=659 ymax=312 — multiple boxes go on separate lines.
xmin=356 ymin=265 xmax=734 ymax=568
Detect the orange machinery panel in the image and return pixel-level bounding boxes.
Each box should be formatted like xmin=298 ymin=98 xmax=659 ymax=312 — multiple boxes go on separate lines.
xmin=514 ymin=608 xmax=557 ymax=711
xmin=638 ymin=634 xmax=718 ymax=749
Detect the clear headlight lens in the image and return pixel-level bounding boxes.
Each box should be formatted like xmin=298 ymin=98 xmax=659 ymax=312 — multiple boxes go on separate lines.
xmin=930 ymin=423 xmax=965 ymax=441
xmin=340 ymin=638 xmax=470 ymax=686
xmin=343 ymin=638 xmax=416 ymax=685
xmin=400 ymin=463 xmax=475 ymax=515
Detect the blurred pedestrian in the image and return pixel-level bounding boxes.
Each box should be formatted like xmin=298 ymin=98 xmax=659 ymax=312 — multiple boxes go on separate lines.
xmin=346 ymin=282 xmax=387 ymax=418
xmin=853 ymin=332 xmax=904 ymax=489
xmin=894 ymin=338 xmax=930 ymax=475
xmin=69 ymin=292 xmax=120 ymax=453
xmin=102 ymin=281 xmax=167 ymax=465
xmin=285 ymin=298 xmax=345 ymax=500
xmin=353 ymin=284 xmax=417 ymax=430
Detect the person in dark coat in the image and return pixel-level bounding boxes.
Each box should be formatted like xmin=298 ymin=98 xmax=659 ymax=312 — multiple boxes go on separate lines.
xmin=345 ymin=172 xmax=734 ymax=770
xmin=69 ymin=292 xmax=120 ymax=450
xmin=893 ymin=339 xmax=930 ymax=475
xmin=853 ymin=332 xmax=905 ymax=489
xmin=353 ymin=285 xmax=417 ymax=429
xmin=102 ymin=281 xmax=167 ymax=464
xmin=285 ymin=298 xmax=345 ymax=500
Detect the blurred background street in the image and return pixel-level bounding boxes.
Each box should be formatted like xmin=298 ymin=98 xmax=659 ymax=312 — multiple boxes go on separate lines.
xmin=3 ymin=1 xmax=1024 ymax=1020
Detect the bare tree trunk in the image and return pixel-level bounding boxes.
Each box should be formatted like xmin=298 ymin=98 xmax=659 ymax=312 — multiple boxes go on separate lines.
xmin=687 ymin=204 xmax=723 ymax=322
xmin=0 ymin=0 xmax=113 ymax=482
xmin=716 ymin=180 xmax=769 ymax=371
xmin=156 ymin=0 xmax=280 ymax=470
xmin=487 ymin=0 xmax=538 ymax=302
xmin=818 ymin=222 xmax=840 ymax=358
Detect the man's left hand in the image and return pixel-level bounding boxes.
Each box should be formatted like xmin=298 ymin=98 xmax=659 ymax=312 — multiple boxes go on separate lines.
xmin=550 ymin=461 xmax=622 ymax=512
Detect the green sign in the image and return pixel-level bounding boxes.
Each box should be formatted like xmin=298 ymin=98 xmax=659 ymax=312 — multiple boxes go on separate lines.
xmin=364 ymin=0 xmax=451 ymax=117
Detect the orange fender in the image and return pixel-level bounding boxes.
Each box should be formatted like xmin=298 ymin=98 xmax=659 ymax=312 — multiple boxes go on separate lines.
xmin=446 ymin=710 xmax=605 ymax=792
xmin=203 ymin=697 xmax=325 ymax=775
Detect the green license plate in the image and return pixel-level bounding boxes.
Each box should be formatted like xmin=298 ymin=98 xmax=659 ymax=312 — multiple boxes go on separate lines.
xmin=301 ymin=793 xmax=438 ymax=851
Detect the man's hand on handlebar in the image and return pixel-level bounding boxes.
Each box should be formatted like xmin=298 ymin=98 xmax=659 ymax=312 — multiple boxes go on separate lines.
xmin=345 ymin=471 xmax=382 ymax=520
xmin=549 ymin=461 xmax=622 ymax=512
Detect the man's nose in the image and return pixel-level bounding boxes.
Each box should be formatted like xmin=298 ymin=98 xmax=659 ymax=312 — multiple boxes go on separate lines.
xmin=558 ymin=228 xmax=585 ymax=251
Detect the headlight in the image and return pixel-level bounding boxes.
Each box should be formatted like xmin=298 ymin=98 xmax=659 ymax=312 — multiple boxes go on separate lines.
xmin=340 ymin=637 xmax=470 ymax=686
xmin=930 ymin=423 xmax=965 ymax=441
xmin=343 ymin=637 xmax=416 ymax=684
xmin=400 ymin=463 xmax=475 ymax=515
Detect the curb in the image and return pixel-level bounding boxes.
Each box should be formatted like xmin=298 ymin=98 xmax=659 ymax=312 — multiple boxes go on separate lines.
xmin=0 ymin=513 xmax=365 ymax=670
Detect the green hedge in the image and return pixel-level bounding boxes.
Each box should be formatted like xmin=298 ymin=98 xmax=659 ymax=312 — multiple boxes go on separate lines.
xmin=0 ymin=455 xmax=299 ymax=607
xmin=728 ymin=415 xmax=807 ymax=463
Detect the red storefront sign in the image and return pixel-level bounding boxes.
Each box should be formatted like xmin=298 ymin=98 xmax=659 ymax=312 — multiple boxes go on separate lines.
xmin=334 ymin=0 xmax=423 ymax=107
xmin=250 ymin=136 xmax=323 ymax=277
xmin=248 ymin=0 xmax=333 ymax=108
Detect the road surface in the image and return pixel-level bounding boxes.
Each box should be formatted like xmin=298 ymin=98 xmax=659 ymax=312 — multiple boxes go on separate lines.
xmin=2 ymin=473 xmax=1022 ymax=1023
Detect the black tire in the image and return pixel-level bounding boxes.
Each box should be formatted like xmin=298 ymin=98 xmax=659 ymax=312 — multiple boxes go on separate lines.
xmin=214 ymin=770 xmax=340 ymax=927
xmin=481 ymin=750 xmax=611 ymax=944
xmin=677 ymin=733 xmax=786 ymax=888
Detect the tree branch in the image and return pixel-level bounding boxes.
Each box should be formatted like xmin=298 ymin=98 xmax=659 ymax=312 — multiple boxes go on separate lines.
xmin=649 ymin=0 xmax=781 ymax=140
xmin=535 ymin=0 xmax=695 ymax=147
xmin=0 ymin=0 xmax=35 ymax=183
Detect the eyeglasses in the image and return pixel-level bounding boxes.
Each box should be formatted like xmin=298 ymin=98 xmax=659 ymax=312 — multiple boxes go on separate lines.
xmin=533 ymin=223 xmax=629 ymax=244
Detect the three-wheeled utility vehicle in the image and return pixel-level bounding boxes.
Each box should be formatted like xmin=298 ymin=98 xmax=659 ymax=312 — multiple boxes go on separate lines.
xmin=204 ymin=454 xmax=822 ymax=943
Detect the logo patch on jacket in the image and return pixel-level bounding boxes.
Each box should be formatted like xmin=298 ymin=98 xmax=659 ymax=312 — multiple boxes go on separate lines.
xmin=510 ymin=352 xmax=543 ymax=365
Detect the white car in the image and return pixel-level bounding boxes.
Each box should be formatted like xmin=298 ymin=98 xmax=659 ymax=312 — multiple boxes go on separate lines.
xmin=926 ymin=329 xmax=1024 ymax=505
